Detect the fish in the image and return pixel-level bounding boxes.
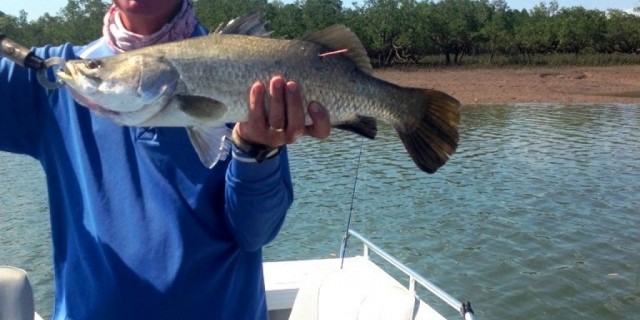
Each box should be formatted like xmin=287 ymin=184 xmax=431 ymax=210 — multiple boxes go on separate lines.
xmin=56 ymin=12 xmax=460 ymax=173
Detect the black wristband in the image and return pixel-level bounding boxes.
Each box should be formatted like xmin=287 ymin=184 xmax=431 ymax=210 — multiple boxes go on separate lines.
xmin=231 ymin=129 xmax=281 ymax=163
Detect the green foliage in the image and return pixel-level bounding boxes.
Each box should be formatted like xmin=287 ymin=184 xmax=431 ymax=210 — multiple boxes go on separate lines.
xmin=605 ymin=10 xmax=640 ymax=53
xmin=300 ymin=0 xmax=343 ymax=31
xmin=0 ymin=11 xmax=25 ymax=40
xmin=350 ymin=0 xmax=420 ymax=66
xmin=56 ymin=0 xmax=109 ymax=44
xmin=265 ymin=0 xmax=343 ymax=38
xmin=193 ymin=0 xmax=267 ymax=31
xmin=2 ymin=0 xmax=640 ymax=67
xmin=555 ymin=6 xmax=607 ymax=54
xmin=264 ymin=1 xmax=305 ymax=38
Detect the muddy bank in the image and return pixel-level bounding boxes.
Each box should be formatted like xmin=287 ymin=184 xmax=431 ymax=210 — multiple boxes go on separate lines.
xmin=374 ymin=65 xmax=640 ymax=105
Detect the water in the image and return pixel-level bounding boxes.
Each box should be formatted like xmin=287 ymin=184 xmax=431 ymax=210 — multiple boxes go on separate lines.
xmin=1 ymin=104 xmax=639 ymax=319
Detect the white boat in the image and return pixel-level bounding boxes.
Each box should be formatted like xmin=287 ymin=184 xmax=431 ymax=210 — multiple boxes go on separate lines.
xmin=0 ymin=230 xmax=475 ymax=320
xmin=265 ymin=230 xmax=475 ymax=320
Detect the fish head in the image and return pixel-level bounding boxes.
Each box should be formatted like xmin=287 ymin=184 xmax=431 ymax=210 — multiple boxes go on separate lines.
xmin=56 ymin=54 xmax=180 ymax=125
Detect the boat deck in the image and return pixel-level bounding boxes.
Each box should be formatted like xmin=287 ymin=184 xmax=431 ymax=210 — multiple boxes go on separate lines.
xmin=264 ymin=256 xmax=447 ymax=320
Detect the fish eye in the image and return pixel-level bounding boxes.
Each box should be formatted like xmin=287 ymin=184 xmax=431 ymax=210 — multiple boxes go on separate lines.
xmin=86 ymin=60 xmax=101 ymax=69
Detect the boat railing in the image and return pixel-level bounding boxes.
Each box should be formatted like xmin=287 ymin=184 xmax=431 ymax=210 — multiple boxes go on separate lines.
xmin=346 ymin=229 xmax=476 ymax=320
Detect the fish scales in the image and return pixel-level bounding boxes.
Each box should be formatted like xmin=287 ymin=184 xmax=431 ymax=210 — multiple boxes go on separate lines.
xmin=56 ymin=17 xmax=460 ymax=173
xmin=152 ymin=34 xmax=404 ymax=127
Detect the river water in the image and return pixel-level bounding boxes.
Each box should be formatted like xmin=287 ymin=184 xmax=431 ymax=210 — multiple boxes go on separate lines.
xmin=1 ymin=104 xmax=639 ymax=319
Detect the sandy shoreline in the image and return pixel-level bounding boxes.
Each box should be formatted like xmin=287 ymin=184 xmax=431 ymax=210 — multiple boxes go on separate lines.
xmin=374 ymin=65 xmax=640 ymax=105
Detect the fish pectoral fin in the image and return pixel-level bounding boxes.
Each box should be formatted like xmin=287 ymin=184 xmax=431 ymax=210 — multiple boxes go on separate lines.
xmin=173 ymin=95 xmax=228 ymax=122
xmin=187 ymin=126 xmax=232 ymax=168
xmin=333 ymin=115 xmax=377 ymax=139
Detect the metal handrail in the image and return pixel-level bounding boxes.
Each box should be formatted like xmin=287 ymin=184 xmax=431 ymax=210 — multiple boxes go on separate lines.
xmin=348 ymin=229 xmax=476 ymax=320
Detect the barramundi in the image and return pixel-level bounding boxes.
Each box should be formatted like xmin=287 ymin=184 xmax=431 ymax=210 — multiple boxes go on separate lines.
xmin=56 ymin=13 xmax=460 ymax=173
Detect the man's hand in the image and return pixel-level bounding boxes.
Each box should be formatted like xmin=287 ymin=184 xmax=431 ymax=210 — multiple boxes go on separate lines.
xmin=233 ymin=76 xmax=331 ymax=150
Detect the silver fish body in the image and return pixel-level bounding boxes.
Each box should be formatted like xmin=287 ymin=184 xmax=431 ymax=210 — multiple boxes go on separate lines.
xmin=57 ymin=20 xmax=460 ymax=173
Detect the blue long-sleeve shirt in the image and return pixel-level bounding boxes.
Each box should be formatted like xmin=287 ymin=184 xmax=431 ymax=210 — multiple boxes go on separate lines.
xmin=0 ymin=26 xmax=293 ymax=319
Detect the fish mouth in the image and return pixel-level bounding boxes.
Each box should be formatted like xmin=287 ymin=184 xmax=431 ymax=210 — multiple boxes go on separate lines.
xmin=54 ymin=64 xmax=76 ymax=86
xmin=66 ymin=86 xmax=121 ymax=118
xmin=56 ymin=65 xmax=121 ymax=118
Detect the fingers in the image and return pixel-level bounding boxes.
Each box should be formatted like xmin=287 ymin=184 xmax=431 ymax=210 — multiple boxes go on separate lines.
xmin=248 ymin=81 xmax=267 ymax=132
xmin=268 ymin=77 xmax=286 ymax=132
xmin=285 ymin=81 xmax=305 ymax=143
xmin=266 ymin=76 xmax=313 ymax=145
xmin=305 ymin=102 xmax=331 ymax=140
xmin=236 ymin=76 xmax=331 ymax=152
xmin=234 ymin=81 xmax=268 ymax=144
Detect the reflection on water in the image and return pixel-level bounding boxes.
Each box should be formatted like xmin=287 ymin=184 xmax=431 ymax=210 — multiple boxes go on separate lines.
xmin=1 ymin=105 xmax=639 ymax=319
xmin=268 ymin=104 xmax=640 ymax=319
xmin=0 ymin=152 xmax=51 ymax=317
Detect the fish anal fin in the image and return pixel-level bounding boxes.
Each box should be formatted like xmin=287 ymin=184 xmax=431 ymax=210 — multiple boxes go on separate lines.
xmin=187 ymin=126 xmax=232 ymax=168
xmin=175 ymin=95 xmax=228 ymax=122
xmin=300 ymin=25 xmax=373 ymax=75
xmin=333 ymin=115 xmax=377 ymax=139
xmin=395 ymin=89 xmax=460 ymax=174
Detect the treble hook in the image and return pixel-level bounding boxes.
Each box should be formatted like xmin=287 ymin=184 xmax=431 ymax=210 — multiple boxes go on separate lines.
xmin=0 ymin=32 xmax=67 ymax=89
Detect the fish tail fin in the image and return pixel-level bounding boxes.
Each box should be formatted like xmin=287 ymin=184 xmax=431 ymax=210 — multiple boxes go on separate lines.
xmin=395 ymin=89 xmax=460 ymax=173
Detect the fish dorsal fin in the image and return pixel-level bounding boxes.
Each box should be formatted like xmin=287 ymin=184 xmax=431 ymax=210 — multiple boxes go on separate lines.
xmin=300 ymin=25 xmax=373 ymax=75
xmin=214 ymin=10 xmax=271 ymax=37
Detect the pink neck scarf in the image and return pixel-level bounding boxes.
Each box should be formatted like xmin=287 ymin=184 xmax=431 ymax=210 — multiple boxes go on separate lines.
xmin=103 ymin=0 xmax=197 ymax=53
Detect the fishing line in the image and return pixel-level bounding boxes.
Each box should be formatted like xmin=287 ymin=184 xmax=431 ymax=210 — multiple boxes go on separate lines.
xmin=339 ymin=136 xmax=366 ymax=269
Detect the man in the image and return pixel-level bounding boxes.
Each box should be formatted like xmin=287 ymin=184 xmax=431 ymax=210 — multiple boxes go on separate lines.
xmin=0 ymin=0 xmax=330 ymax=318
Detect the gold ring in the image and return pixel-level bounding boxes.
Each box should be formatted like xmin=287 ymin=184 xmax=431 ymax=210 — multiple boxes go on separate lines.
xmin=269 ymin=127 xmax=285 ymax=133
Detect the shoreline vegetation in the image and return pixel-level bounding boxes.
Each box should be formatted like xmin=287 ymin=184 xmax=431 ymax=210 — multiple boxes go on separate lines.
xmin=414 ymin=52 xmax=640 ymax=68
xmin=1 ymin=0 xmax=639 ymax=105
xmin=2 ymin=1 xmax=640 ymax=62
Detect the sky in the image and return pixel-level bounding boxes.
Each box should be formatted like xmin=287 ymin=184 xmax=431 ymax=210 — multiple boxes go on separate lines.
xmin=0 ymin=0 xmax=638 ymax=20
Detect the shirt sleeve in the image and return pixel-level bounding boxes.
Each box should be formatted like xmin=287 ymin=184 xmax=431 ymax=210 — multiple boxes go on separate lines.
xmin=224 ymin=147 xmax=294 ymax=252
xmin=0 ymin=44 xmax=75 ymax=157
